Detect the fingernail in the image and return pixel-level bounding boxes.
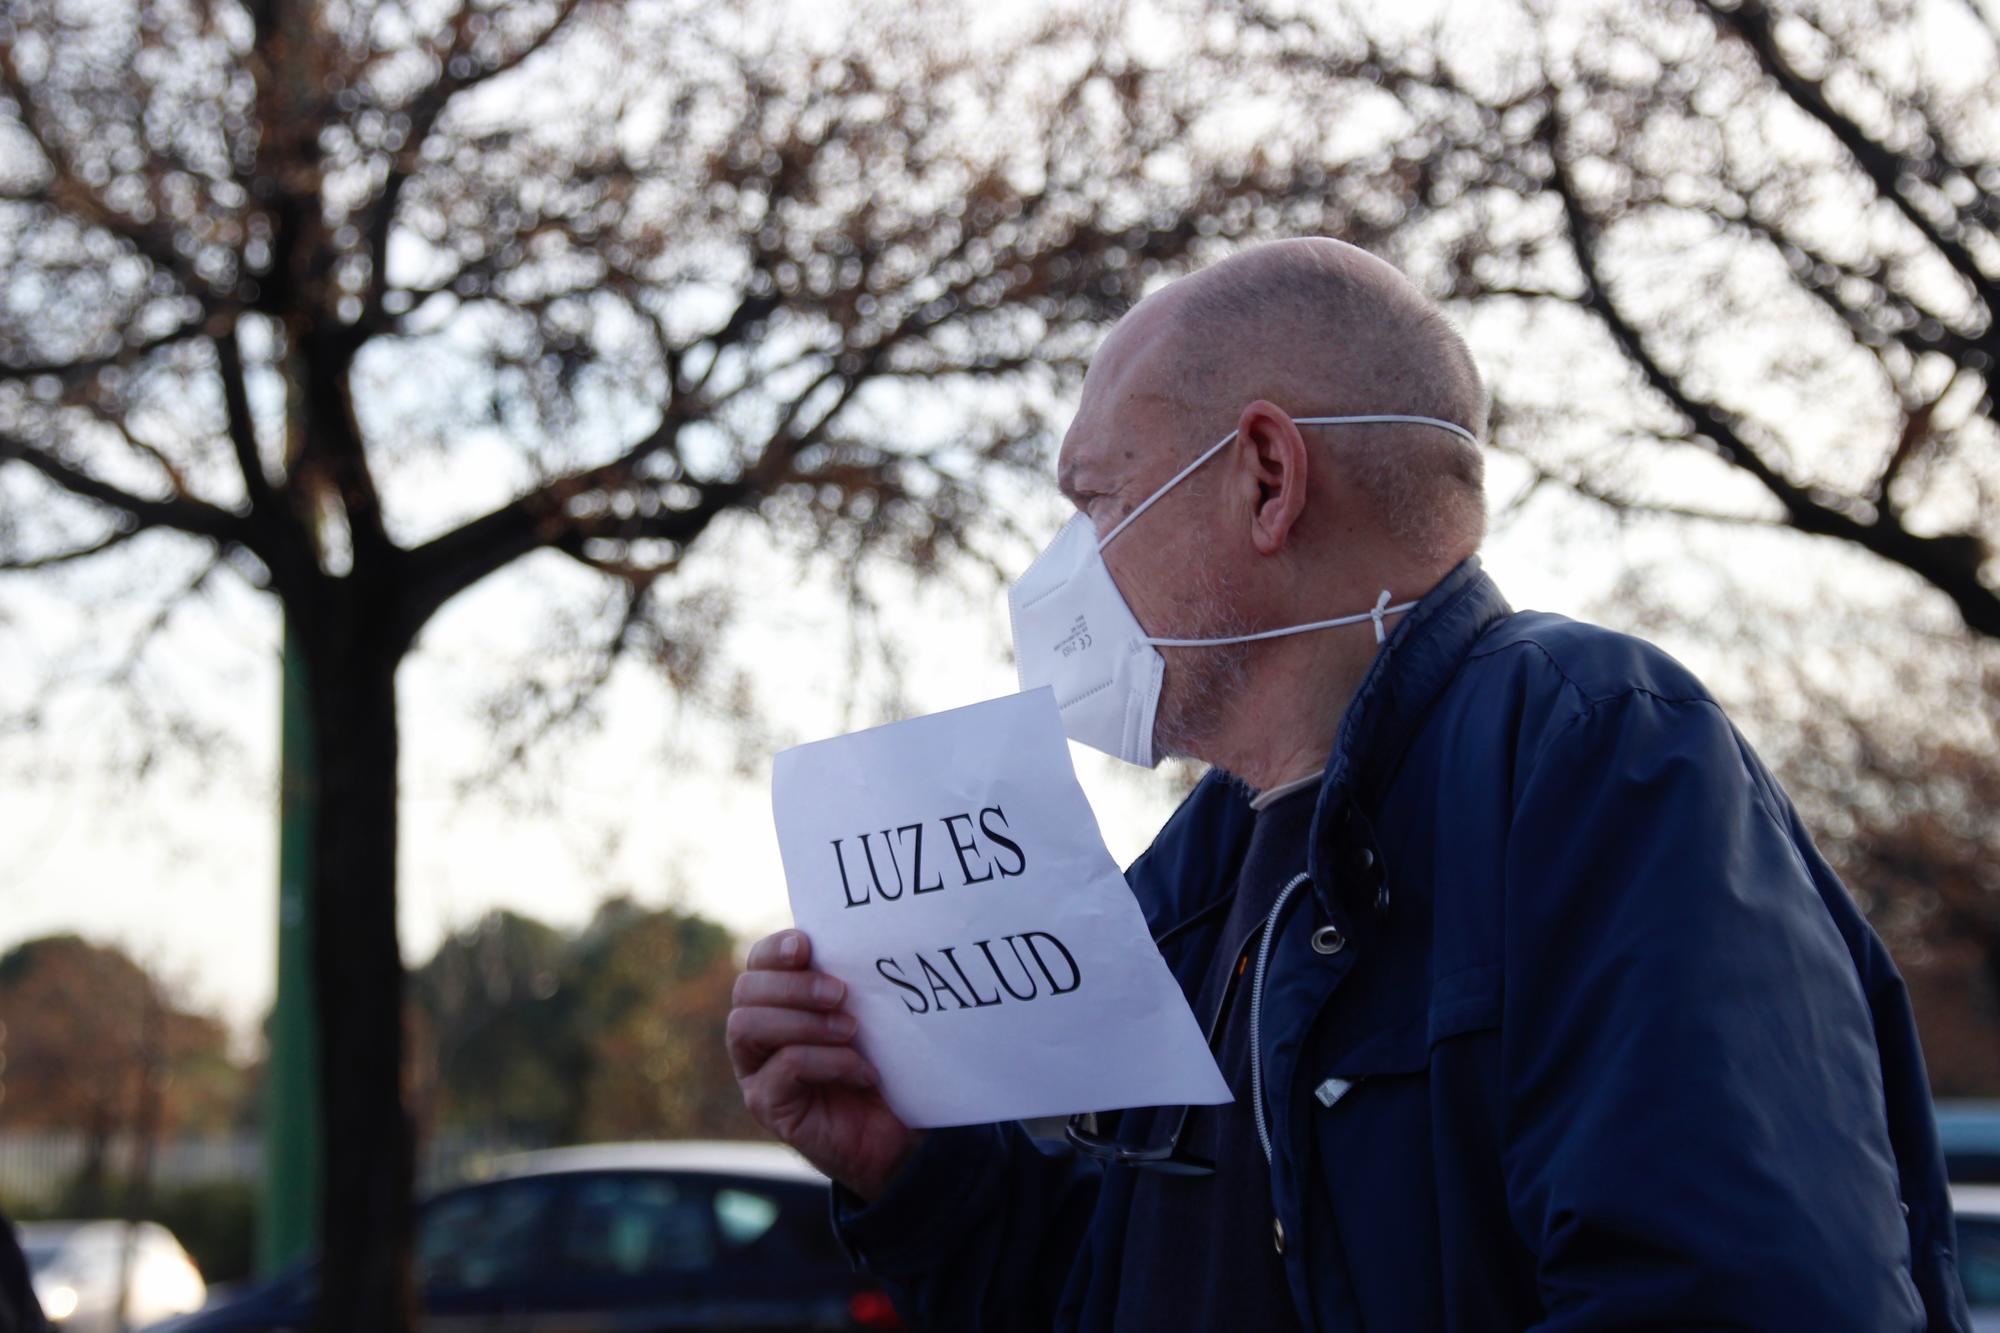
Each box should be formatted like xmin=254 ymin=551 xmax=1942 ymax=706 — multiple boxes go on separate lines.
xmin=830 ymin=1013 xmax=857 ymax=1039
xmin=779 ymin=934 xmax=800 ymax=963
xmin=812 ymin=976 xmax=843 ymax=1006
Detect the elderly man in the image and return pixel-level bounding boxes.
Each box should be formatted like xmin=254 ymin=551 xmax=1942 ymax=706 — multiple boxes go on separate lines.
xmin=728 ymin=239 xmax=1967 ymax=1330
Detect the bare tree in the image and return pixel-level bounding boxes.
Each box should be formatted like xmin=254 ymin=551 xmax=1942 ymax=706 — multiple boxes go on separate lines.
xmin=1231 ymin=0 xmax=1998 ymax=634
xmin=0 ymin=1 xmax=1398 ymax=1323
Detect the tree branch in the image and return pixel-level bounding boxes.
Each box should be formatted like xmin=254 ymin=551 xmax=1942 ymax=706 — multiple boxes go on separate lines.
xmin=685 ymin=293 xmax=785 ymax=395
xmin=76 ymin=398 xmax=191 ymax=497
xmin=1710 ymin=202 xmax=1980 ymax=368
xmin=480 ymin=579 xmax=653 ymax=778
xmin=1514 ymin=457 xmax=1786 ymax=529
xmin=105 ymin=549 xmax=228 ymax=693
xmin=0 ymin=430 xmax=251 ymax=548
xmin=0 ymin=526 xmax=144 ymax=572
xmin=0 ymin=323 xmax=209 ymax=387
xmin=0 ymin=51 xmax=205 ymax=297
xmin=396 ymin=425 xmax=744 ymax=644
xmin=215 ymin=324 xmax=280 ymax=512
xmin=211 ymin=324 xmax=320 ymax=591
xmin=363 ymin=0 xmax=591 ymax=329
xmin=1873 ymin=369 xmax=1961 ymax=507
xmin=1703 ymin=0 xmax=1995 ymax=308
xmin=1545 ymin=110 xmax=2000 ymax=637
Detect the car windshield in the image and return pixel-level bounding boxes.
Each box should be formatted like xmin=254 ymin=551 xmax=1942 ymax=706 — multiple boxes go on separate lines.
xmin=418 ymin=1177 xmax=561 ymax=1290
xmin=558 ymin=1174 xmax=714 ymax=1276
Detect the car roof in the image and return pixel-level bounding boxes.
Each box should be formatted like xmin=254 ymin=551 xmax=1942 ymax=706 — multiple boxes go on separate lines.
xmin=1954 ymin=1183 xmax=2000 ymax=1217
xmin=477 ymin=1140 xmax=829 ymax=1185
xmin=13 ymin=1223 xmax=85 ymax=1248
xmin=17 ymin=1220 xmax=171 ymax=1246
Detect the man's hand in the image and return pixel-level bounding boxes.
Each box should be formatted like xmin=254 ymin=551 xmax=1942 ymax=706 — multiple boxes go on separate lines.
xmin=729 ymin=929 xmax=919 ymax=1200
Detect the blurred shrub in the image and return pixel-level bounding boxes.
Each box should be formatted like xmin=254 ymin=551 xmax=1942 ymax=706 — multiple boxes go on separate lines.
xmin=150 ymin=1180 xmax=256 ymax=1283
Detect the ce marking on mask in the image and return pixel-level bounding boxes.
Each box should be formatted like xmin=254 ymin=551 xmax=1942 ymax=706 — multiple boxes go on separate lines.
xmin=1056 ymin=615 xmax=1092 ymax=658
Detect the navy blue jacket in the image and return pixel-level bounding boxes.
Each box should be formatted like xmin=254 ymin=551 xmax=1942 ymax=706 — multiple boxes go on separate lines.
xmin=0 ymin=1212 xmax=44 ymax=1333
xmin=836 ymin=560 xmax=1968 ymax=1331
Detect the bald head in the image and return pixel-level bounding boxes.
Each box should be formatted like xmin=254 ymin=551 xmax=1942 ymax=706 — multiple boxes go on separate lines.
xmin=1048 ymin=239 xmax=1492 ymax=782
xmin=1105 ymin=238 xmax=1490 ymax=570
xmin=1164 ymin=240 xmax=1487 ymax=432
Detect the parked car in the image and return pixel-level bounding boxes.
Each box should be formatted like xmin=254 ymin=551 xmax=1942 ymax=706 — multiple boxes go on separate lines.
xmin=18 ymin=1220 xmax=206 ymax=1332
xmin=1958 ymin=1184 xmax=2000 ymax=1332
xmin=153 ymin=1141 xmax=900 ymax=1332
xmin=1940 ymin=1102 xmax=2000 ymax=1185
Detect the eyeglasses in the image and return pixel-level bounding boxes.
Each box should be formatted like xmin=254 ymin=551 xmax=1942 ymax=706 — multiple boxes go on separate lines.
xmin=1063 ymin=936 xmax=1258 ymax=1177
xmin=1065 ymin=1100 xmax=1215 ymax=1175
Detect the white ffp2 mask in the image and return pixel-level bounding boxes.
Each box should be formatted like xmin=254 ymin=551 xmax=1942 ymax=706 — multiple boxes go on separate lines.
xmin=1007 ymin=414 xmax=1477 ymax=767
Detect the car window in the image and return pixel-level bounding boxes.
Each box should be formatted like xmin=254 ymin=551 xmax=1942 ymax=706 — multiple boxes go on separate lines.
xmin=715 ymin=1188 xmax=780 ymax=1245
xmin=557 ymin=1174 xmax=716 ymax=1277
xmin=1961 ymin=1214 xmax=2000 ymax=1306
xmin=418 ymin=1179 xmax=558 ymax=1291
xmin=709 ymin=1178 xmax=844 ymax=1269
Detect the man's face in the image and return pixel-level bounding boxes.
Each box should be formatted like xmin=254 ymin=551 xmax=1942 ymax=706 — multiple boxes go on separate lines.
xmin=1054 ymin=305 xmax=1255 ymax=762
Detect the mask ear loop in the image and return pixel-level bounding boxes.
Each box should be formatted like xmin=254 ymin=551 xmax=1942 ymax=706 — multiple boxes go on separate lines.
xmin=1098 ymin=431 xmax=1238 ymax=551
xmin=1141 ymin=593 xmax=1416 ymax=648
xmin=1370 ymin=589 xmax=1393 ymax=644
xmin=1097 ymin=414 xmax=1475 ymax=553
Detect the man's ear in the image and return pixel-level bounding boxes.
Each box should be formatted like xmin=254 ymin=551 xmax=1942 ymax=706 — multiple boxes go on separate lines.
xmin=1235 ymin=400 xmax=1309 ymax=556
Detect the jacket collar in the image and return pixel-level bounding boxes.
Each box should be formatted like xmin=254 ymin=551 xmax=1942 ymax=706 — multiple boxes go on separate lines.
xmin=1305 ymin=558 xmax=1513 ymax=916
xmin=1133 ymin=557 xmax=1512 ymax=939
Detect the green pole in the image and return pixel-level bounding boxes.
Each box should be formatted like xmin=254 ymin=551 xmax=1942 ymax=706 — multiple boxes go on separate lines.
xmin=259 ymin=618 xmax=322 ymax=1271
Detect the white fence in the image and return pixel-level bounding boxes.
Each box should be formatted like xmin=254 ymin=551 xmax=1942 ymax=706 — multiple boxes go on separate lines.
xmin=0 ymin=1130 xmax=539 ymax=1207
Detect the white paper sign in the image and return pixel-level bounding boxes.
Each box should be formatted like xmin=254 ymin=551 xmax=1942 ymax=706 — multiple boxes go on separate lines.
xmin=771 ymin=688 xmax=1231 ymax=1129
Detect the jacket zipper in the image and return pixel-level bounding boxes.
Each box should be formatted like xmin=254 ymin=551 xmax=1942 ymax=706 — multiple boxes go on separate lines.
xmin=1250 ymin=871 xmax=1312 ymax=1165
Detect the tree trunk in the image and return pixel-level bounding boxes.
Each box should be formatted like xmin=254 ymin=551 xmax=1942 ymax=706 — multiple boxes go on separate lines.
xmin=116 ymin=990 xmax=165 ymax=1333
xmin=301 ymin=584 xmax=415 ymax=1333
xmin=76 ymin=1105 xmax=112 ymax=1216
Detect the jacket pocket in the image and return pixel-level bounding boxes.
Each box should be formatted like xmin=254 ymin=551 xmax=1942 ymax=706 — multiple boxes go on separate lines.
xmin=1428 ymin=962 xmax=1501 ymax=1046
xmin=1318 ymin=962 xmax=1501 ymax=1081
xmin=1304 ymin=974 xmax=1503 ymax=1333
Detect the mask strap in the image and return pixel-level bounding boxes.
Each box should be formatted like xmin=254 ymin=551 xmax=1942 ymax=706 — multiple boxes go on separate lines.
xmin=1369 ymin=588 xmax=1393 ymax=644
xmin=1292 ymin=414 xmax=1479 ymax=446
xmin=1098 ymin=431 xmax=1238 ymax=552
xmin=1142 ymin=590 xmax=1414 ymax=649
xmin=1096 ymin=414 xmax=1476 ymax=553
